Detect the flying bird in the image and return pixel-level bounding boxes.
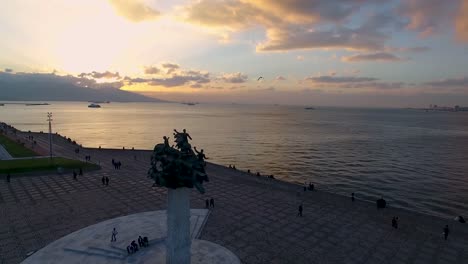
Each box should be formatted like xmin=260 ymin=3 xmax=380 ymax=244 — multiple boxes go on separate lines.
xmin=257 ymin=76 xmax=263 ymax=81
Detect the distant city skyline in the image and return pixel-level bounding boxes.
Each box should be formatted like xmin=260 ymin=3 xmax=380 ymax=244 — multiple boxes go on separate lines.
xmin=1 ymin=0 xmax=468 ymax=107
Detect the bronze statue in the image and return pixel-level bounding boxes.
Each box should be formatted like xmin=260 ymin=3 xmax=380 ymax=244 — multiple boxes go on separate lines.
xmin=163 ymin=136 xmax=170 ymax=148
xmin=148 ymin=130 xmax=209 ymax=194
xmin=194 ymin=147 xmax=208 ymax=165
xmin=173 ymin=129 xmax=192 ymax=154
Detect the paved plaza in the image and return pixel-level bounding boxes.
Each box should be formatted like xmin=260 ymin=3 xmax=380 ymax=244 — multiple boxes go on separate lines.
xmin=0 ymin=130 xmax=467 ymax=263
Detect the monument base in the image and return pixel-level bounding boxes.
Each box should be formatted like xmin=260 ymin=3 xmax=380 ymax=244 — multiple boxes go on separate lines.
xmin=166 ymin=188 xmax=191 ymax=264
xmin=21 ymin=210 xmax=240 ymax=264
xmin=148 ymin=239 xmax=240 ymax=264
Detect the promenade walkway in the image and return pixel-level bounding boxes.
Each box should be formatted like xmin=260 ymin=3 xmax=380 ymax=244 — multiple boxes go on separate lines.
xmin=0 ymin=129 xmax=467 ymax=263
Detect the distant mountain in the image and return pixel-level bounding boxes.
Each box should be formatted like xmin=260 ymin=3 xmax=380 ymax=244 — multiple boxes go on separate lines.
xmin=0 ymin=72 xmax=165 ymax=102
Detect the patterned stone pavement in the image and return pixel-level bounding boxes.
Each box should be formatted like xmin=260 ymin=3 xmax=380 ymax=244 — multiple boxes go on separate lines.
xmin=0 ymin=130 xmax=467 ymax=263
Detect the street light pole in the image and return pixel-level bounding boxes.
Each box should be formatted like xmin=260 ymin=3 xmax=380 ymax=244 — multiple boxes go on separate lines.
xmin=47 ymin=112 xmax=53 ymax=160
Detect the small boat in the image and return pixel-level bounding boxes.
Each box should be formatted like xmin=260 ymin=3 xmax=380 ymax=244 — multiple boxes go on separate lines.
xmin=88 ymin=103 xmax=101 ymax=108
xmin=304 ymin=107 xmax=315 ymax=110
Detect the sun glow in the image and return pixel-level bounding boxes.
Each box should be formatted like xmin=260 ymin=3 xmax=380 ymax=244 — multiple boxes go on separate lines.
xmin=52 ymin=2 xmax=146 ymax=74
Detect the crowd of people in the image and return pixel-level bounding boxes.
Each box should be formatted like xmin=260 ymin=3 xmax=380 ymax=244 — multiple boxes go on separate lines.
xmin=205 ymin=198 xmax=215 ymax=209
xmin=241 ymin=168 xmax=275 ymax=179
xmin=112 ymin=159 xmax=122 ymax=169
xmin=126 ymin=236 xmax=149 ymax=255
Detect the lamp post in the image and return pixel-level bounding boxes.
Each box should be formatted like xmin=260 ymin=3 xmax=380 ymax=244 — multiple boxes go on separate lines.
xmin=47 ymin=112 xmax=53 ymax=160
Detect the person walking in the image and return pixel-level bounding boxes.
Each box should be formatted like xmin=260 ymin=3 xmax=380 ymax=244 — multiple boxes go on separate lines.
xmin=443 ymin=225 xmax=449 ymax=240
xmin=101 ymin=176 xmax=105 ymax=186
xmin=205 ymin=199 xmax=209 ymax=209
xmin=351 ymin=193 xmax=355 ymax=202
xmin=73 ymin=170 xmax=77 ymax=180
xmin=392 ymin=217 xmax=397 ymax=228
xmin=298 ymin=204 xmax=303 ymax=217
xmin=209 ymin=198 xmax=214 ymax=208
xmin=105 ymin=177 xmax=110 ymax=186
xmin=111 ymin=228 xmax=118 ymax=242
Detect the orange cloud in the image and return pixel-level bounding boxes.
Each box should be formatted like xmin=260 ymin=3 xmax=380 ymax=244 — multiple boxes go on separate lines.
xmin=184 ymin=0 xmax=359 ymax=30
xmin=184 ymin=1 xmax=417 ymax=52
xmin=184 ymin=0 xmax=262 ymax=30
xmin=108 ymin=0 xmax=160 ymax=22
xmin=456 ymin=0 xmax=468 ymax=41
xmin=398 ymin=0 xmax=457 ymax=37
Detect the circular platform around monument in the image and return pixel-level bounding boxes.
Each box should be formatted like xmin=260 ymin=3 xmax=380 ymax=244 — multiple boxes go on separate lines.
xmin=21 ymin=210 xmax=240 ymax=264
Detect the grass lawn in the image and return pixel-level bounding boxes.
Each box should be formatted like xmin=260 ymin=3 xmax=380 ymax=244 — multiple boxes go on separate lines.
xmin=0 ymin=157 xmax=100 ymax=174
xmin=0 ymin=133 xmax=39 ymax=157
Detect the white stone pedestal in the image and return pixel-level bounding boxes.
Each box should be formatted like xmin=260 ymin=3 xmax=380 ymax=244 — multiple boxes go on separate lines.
xmin=166 ymin=188 xmax=191 ymax=264
xmin=20 ymin=210 xmax=241 ymax=264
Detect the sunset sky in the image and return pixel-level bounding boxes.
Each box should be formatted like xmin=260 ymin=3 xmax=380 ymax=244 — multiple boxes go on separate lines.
xmin=1 ymin=0 xmax=468 ymax=106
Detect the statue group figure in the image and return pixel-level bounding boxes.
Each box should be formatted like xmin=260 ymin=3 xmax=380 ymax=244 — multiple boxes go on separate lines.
xmin=148 ymin=129 xmax=209 ymax=194
xmin=173 ymin=129 xmax=192 ymax=154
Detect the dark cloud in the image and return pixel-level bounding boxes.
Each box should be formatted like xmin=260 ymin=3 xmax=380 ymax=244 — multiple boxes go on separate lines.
xmin=79 ymin=71 xmax=121 ymax=79
xmin=185 ymin=0 xmax=380 ymax=29
xmin=342 ymin=82 xmax=407 ymax=89
xmin=229 ymin=85 xmax=245 ymax=90
xmin=220 ymin=72 xmax=248 ymax=83
xmin=148 ymin=71 xmax=210 ymax=87
xmin=400 ymin=46 xmax=430 ymax=53
xmin=256 ymin=12 xmax=400 ymax=52
xmin=4 ymin=68 xmax=13 ymax=73
xmin=386 ymin=46 xmax=430 ymax=53
xmin=162 ymin=63 xmax=180 ymax=74
xmin=108 ymin=0 xmax=160 ymax=22
xmin=125 ymin=77 xmax=148 ymax=84
xmin=342 ymin=52 xmax=405 ymax=62
xmin=185 ymin=1 xmax=399 ymax=52
xmin=262 ymin=86 xmax=275 ymax=92
xmin=372 ymin=82 xmax=406 ymax=89
xmin=204 ymin=85 xmax=224 ymax=90
xmin=190 ymin=83 xmax=203 ymax=88
xmin=306 ymin=76 xmax=379 ymax=83
xmin=144 ymin=66 xmax=160 ymax=75
xmin=302 ymin=88 xmax=324 ymax=93
xmin=424 ymin=76 xmax=468 ymax=87
xmin=126 ymin=64 xmax=216 ymax=88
